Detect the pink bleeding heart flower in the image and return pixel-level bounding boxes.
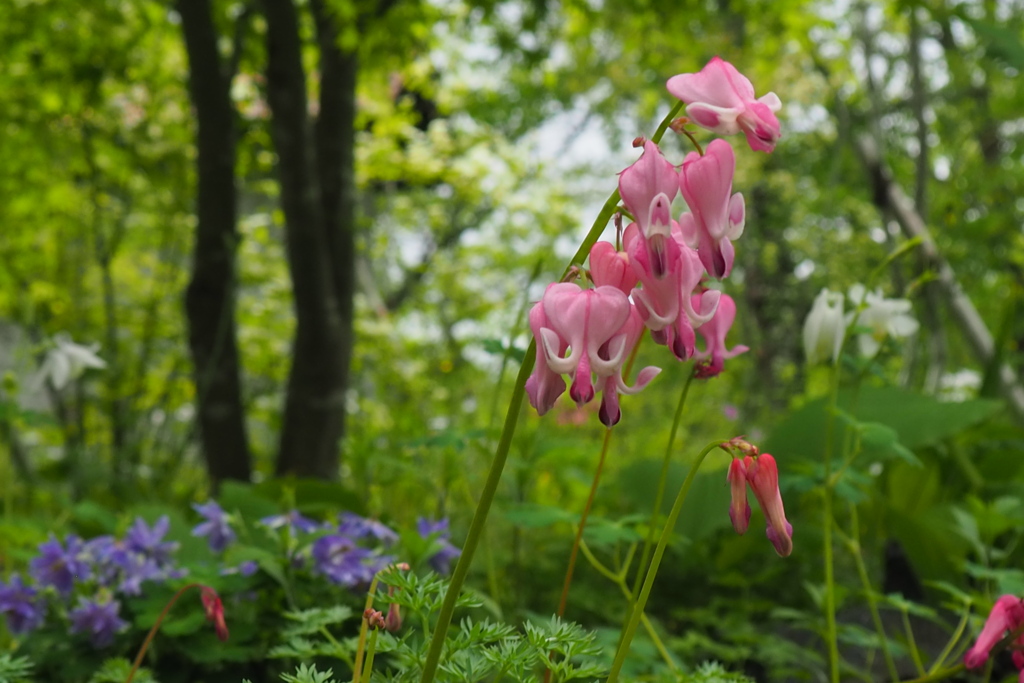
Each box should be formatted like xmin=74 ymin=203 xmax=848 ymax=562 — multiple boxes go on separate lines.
xmin=589 ymin=241 xmax=637 ymax=295
xmin=596 ymin=306 xmax=660 ymax=427
xmin=678 ymin=139 xmax=745 ymax=279
xmin=536 ymin=282 xmax=632 ymax=406
xmin=666 ymin=57 xmax=783 ymax=153
xmin=525 ymin=292 xmax=567 ymax=416
xmin=618 ymin=141 xmax=679 ymax=278
xmin=744 ymin=454 xmax=793 ymax=557
xmin=629 ymin=226 xmax=719 ymax=361
xmin=727 ymin=457 xmax=751 ymax=535
xmin=693 ymin=293 xmax=748 ymax=379
xmin=964 ymin=595 xmax=1024 ymax=670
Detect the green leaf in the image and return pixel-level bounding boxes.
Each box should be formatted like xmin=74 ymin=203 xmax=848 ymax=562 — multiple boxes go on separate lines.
xmin=503 ymin=503 xmax=576 ymax=528
xmin=765 ymin=387 xmax=1002 ymax=462
xmin=224 ymin=544 xmax=289 ymax=590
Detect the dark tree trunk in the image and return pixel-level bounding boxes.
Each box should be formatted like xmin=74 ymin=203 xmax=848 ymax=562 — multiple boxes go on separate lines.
xmin=262 ymin=0 xmax=349 ymax=479
xmin=311 ymin=0 xmax=358 ymax=453
xmin=178 ymin=0 xmax=252 ymax=486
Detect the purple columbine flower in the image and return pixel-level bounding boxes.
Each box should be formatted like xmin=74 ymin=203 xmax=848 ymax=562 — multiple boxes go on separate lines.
xmin=30 ymin=535 xmax=91 ymax=595
xmin=0 ymin=574 xmax=44 ymax=634
xmin=191 ymin=501 xmax=236 ymax=553
xmin=337 ymin=512 xmax=399 ymax=546
xmin=124 ymin=516 xmax=179 ymax=565
xmin=259 ymin=510 xmax=320 ymax=535
xmin=311 ymin=534 xmax=392 ymax=587
xmin=116 ymin=555 xmax=168 ymax=596
xmin=220 ymin=560 xmax=259 ymax=577
xmin=69 ymin=595 xmax=127 ymax=648
xmin=417 ymin=518 xmax=461 ymax=575
xmin=83 ymin=536 xmax=126 ymax=589
xmin=84 ymin=533 xmax=184 ymax=596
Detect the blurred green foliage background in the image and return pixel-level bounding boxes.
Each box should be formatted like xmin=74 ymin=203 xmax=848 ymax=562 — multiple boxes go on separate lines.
xmin=2 ymin=0 xmax=1024 ymax=679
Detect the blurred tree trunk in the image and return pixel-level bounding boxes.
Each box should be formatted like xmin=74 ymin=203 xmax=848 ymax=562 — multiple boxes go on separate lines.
xmin=178 ymin=0 xmax=253 ymax=486
xmin=262 ymin=0 xmax=353 ymax=479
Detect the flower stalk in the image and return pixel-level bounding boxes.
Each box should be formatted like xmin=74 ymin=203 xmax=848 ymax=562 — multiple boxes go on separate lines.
xmin=606 ymin=440 xmax=731 ymax=683
xmin=417 ymin=101 xmax=684 ymax=683
xmin=124 ymin=583 xmax=225 ymax=683
xmin=631 ymin=368 xmax=694 ymax=597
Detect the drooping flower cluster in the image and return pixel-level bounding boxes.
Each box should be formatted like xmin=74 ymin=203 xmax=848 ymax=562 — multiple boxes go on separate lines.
xmin=964 ymin=594 xmax=1024 ymax=677
xmin=803 ymin=284 xmax=919 ymax=365
xmin=726 ymin=448 xmax=793 ymax=557
xmin=527 ymin=57 xmax=776 ymax=427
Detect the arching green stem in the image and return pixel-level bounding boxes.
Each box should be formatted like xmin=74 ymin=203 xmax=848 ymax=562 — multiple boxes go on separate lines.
xmin=631 ymin=368 xmax=694 ymax=597
xmin=557 ymin=427 xmax=613 ymax=617
xmin=125 ymin=583 xmax=206 ymax=683
xmin=417 ymin=100 xmax=685 ymax=683
xmin=556 ymin=332 xmax=645 ymax=621
xmin=606 ymin=439 xmax=731 ymax=683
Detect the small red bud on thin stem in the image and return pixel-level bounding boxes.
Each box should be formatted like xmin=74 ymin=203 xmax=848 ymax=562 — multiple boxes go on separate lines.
xmin=726 ymin=436 xmax=759 ymax=457
xmin=668 ymin=117 xmax=689 ymax=133
xmin=124 ymin=583 xmax=228 ymax=683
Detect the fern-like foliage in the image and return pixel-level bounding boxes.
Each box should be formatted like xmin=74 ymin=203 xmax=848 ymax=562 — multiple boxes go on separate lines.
xmin=278 ymin=663 xmax=339 ymax=683
xmin=86 ymin=658 xmax=157 ymax=683
xmin=0 ymin=654 xmax=34 ymax=683
xmin=268 ymin=573 xmax=612 ymax=683
xmin=282 ymin=606 xmax=355 ymax=639
xmin=659 ymin=663 xmax=757 ymax=683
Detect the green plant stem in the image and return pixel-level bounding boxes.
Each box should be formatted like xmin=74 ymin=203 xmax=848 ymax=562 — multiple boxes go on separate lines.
xmin=555 ymin=334 xmax=644 ymax=622
xmin=418 ymin=353 xmax=533 ymax=683
xmin=902 ymin=607 xmax=927 ymax=677
xmin=352 ymin=573 xmax=384 ymax=683
xmin=361 ymin=630 xmax=379 ymax=683
xmin=899 ymin=664 xmax=964 ymax=683
xmin=680 ymin=129 xmax=704 ymax=156
xmin=822 ymin=363 xmax=841 ymax=683
xmin=578 ymin=539 xmax=677 ymax=671
xmin=556 ymin=428 xmax=613 ymax=616
xmin=125 ymin=582 xmax=205 ymax=683
xmin=318 ymin=626 xmax=353 ymax=666
xmin=839 ymin=506 xmax=898 ymax=682
xmin=417 ymin=100 xmax=685 ymax=683
xmin=927 ymin=602 xmax=971 ymax=675
xmin=631 ymin=369 xmax=694 ymax=598
xmin=605 ymin=440 xmax=728 ymax=683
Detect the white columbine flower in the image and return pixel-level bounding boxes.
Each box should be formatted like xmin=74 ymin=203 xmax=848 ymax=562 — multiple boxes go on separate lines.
xmin=37 ymin=333 xmax=107 ymax=390
xmin=939 ymin=369 xmax=982 ymax=402
xmin=846 ymin=284 xmax=919 ymax=357
xmin=803 ymin=288 xmax=846 ymax=365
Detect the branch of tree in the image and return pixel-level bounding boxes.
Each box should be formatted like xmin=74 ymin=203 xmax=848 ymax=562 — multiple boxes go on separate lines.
xmin=855 ymin=135 xmax=1024 ymax=423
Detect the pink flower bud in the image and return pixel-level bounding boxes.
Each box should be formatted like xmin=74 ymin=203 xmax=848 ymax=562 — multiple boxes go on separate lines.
xmin=200 ymin=586 xmax=229 ymax=641
xmin=964 ymin=595 xmax=1024 ymax=669
xmin=727 ymin=458 xmax=751 ymax=535
xmin=589 ymin=241 xmax=637 ymax=295
xmin=744 ymin=454 xmax=792 ymax=557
